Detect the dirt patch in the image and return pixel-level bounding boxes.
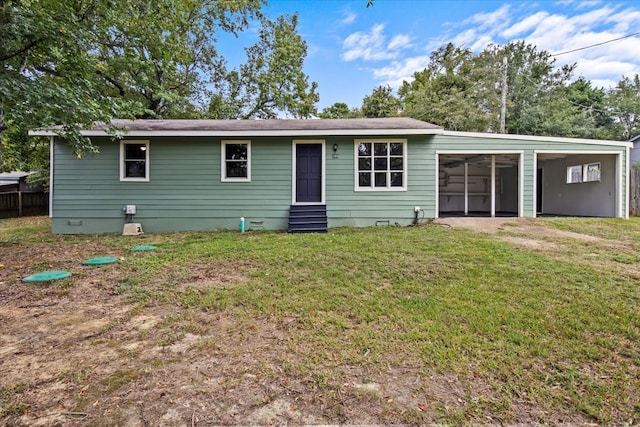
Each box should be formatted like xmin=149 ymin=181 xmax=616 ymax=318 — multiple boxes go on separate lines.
xmin=0 ymin=221 xmax=627 ymax=425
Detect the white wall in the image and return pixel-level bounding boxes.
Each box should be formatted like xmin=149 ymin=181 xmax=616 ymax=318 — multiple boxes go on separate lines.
xmin=539 ymin=154 xmax=617 ymax=217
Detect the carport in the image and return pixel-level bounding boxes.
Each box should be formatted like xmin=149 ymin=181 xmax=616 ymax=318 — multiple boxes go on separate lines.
xmin=535 ymin=151 xmax=622 ymax=217
xmin=437 ymin=152 xmax=523 ymax=218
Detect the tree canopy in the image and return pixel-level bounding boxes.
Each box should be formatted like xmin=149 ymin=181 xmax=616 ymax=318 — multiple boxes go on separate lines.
xmin=1 ymin=0 xmax=318 ymax=175
xmin=396 ymin=41 xmax=638 ymax=140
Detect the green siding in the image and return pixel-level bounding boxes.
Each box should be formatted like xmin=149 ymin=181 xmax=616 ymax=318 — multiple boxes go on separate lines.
xmin=52 ymin=136 xmax=293 ymax=233
xmin=51 ymin=133 xmax=628 ymax=234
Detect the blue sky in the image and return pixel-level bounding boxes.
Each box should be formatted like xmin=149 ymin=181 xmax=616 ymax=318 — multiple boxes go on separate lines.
xmin=221 ymin=0 xmax=640 ymax=110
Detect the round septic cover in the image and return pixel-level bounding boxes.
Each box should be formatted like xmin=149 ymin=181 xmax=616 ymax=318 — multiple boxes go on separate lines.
xmin=130 ymin=245 xmax=157 ymax=252
xmin=82 ymin=256 xmax=119 ymax=266
xmin=23 ymin=270 xmax=72 ymax=283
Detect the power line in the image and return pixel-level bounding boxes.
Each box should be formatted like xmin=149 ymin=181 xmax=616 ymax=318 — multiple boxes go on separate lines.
xmin=552 ymin=32 xmax=640 ymax=57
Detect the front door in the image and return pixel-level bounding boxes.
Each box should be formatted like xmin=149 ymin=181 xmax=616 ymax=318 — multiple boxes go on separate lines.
xmin=295 ymin=143 xmax=323 ymax=203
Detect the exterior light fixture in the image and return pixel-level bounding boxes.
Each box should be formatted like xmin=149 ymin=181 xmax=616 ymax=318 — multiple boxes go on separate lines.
xmin=333 ymin=144 xmax=338 ymax=152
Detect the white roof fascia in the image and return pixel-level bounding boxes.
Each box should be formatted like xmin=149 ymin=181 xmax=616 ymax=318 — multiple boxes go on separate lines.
xmin=441 ymin=130 xmax=632 ymax=148
xmin=30 ymin=128 xmax=443 ymax=137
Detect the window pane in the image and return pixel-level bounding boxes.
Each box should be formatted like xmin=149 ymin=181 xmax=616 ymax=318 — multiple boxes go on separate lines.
xmin=358 ymin=143 xmax=371 ymax=156
xmin=125 ymin=160 xmax=146 ymax=178
xmin=567 ymin=165 xmax=582 ymax=183
xmin=358 ymin=158 xmax=371 ymax=171
xmin=359 ymin=172 xmax=371 ymax=187
xmin=125 ymin=144 xmax=146 ymax=160
xmin=226 ymin=144 xmax=247 ymax=160
xmin=390 ymin=157 xmax=403 ymax=170
xmin=374 ymin=143 xmax=387 ymax=156
xmin=226 ymin=161 xmax=247 ymax=178
xmin=584 ymin=163 xmax=600 ymax=182
xmin=374 ymin=158 xmax=387 ymax=170
xmin=390 ymin=143 xmax=403 ymax=155
xmin=374 ymin=172 xmax=387 ymax=187
xmin=390 ymin=172 xmax=403 ymax=187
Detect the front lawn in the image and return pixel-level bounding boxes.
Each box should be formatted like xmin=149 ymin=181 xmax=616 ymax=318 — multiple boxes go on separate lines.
xmin=1 ymin=216 xmax=638 ymax=425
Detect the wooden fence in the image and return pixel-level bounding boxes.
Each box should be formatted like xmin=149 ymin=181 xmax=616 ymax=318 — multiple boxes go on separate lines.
xmin=630 ymin=169 xmax=640 ymax=217
xmin=0 ymin=192 xmax=48 ymax=219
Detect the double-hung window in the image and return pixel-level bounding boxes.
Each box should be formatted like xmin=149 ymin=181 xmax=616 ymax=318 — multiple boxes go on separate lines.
xmin=221 ymin=140 xmax=251 ymax=182
xmin=355 ymin=139 xmax=407 ymax=191
xmin=120 ymin=140 xmax=149 ymax=182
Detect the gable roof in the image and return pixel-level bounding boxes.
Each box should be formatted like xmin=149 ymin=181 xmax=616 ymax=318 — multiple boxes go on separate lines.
xmin=30 ymin=118 xmax=443 ymax=137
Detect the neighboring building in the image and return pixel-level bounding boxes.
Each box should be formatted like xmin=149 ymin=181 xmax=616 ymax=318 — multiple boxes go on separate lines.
xmin=30 ymin=118 xmax=631 ymax=234
xmin=630 ymin=135 xmax=640 ymax=167
xmin=0 ymin=172 xmax=43 ymax=193
xmin=0 ymin=172 xmax=48 ymax=218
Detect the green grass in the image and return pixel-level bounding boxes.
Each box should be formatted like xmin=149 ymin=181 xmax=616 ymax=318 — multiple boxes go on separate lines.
xmin=1 ymin=216 xmax=639 ymax=423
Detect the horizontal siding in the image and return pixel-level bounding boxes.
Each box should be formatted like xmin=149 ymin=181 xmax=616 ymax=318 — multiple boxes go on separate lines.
xmin=53 ymin=136 xmax=293 ymax=233
xmin=52 ymin=133 xmax=628 ymax=233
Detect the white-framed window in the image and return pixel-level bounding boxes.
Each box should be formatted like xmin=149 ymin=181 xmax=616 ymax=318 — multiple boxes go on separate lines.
xmin=355 ymin=139 xmax=407 ymax=191
xmin=583 ymin=162 xmax=601 ymax=182
xmin=221 ymin=140 xmax=251 ymax=182
xmin=566 ymin=165 xmax=582 ymax=184
xmin=120 ymin=140 xmax=149 ymax=182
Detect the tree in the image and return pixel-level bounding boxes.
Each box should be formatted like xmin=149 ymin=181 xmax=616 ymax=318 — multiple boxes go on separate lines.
xmin=361 ymin=85 xmax=401 ymax=118
xmin=489 ymin=43 xmax=574 ymax=135
xmin=1 ymin=0 xmax=264 ymax=161
xmin=207 ymin=14 xmax=319 ymax=119
xmin=400 ymin=43 xmax=496 ymax=131
xmin=1 ymin=0 xmax=134 ymax=158
xmin=606 ymin=74 xmax=640 ymax=140
xmin=318 ymin=102 xmax=362 ymax=119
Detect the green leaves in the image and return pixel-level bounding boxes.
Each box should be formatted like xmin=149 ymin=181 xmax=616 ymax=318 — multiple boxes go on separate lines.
xmin=207 ymin=14 xmax=319 ymax=119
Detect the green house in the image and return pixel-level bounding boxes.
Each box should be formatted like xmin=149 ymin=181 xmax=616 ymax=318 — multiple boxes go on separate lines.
xmin=30 ymin=118 xmax=631 ymax=234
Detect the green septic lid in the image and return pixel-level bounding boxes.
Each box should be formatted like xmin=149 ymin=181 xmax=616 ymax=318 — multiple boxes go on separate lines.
xmin=82 ymin=256 xmax=119 ymax=266
xmin=23 ymin=270 xmax=72 ymax=283
xmin=130 ymin=245 xmax=157 ymax=252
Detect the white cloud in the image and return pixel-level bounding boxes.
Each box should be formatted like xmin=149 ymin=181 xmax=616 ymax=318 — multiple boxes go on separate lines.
xmin=341 ymin=11 xmax=357 ymax=25
xmin=502 ymin=12 xmax=549 ymax=38
xmin=465 ymin=4 xmax=512 ymax=32
xmin=388 ymin=34 xmax=412 ymax=50
xmin=371 ymin=55 xmax=430 ymax=89
xmin=341 ymin=24 xmax=412 ymax=62
xmin=433 ymin=2 xmax=640 ymax=90
xmin=345 ymin=1 xmax=639 ymax=99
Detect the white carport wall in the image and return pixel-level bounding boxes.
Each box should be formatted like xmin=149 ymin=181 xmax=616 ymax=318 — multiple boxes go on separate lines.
xmin=435 ymin=151 xmax=524 ymax=218
xmin=534 ymin=150 xmax=627 ymax=218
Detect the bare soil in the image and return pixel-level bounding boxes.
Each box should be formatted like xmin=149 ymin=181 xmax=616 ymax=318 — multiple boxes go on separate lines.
xmin=0 ymin=220 xmax=618 ymax=425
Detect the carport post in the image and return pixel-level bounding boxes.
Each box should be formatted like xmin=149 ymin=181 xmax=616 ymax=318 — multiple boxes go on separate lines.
xmin=464 ymin=162 xmax=469 ymax=215
xmin=491 ymin=155 xmax=496 ymax=217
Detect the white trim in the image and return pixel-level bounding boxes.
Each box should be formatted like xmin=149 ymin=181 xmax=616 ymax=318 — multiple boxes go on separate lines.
xmin=49 ymin=136 xmax=54 ymax=218
xmin=354 ymin=138 xmax=408 ymax=192
xmin=519 ymin=152 xmax=524 ymax=217
xmin=533 ymin=153 xmax=538 ymax=218
xmin=292 ymin=140 xmax=326 ymax=205
xmin=441 ymin=130 xmax=632 ymax=148
xmin=490 ymin=155 xmax=496 ymax=217
xmin=535 ymin=149 xmax=624 ymax=155
xmin=625 ymin=146 xmax=630 ymax=219
xmin=120 ymin=140 xmax=150 ymax=182
xmin=435 ymin=153 xmax=440 ymax=218
xmin=464 ymin=162 xmax=468 ymax=215
xmin=221 ymin=140 xmax=251 ymax=182
xmin=437 ymin=149 xmax=527 ymax=155
xmin=30 ymin=128 xmax=442 ymax=138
